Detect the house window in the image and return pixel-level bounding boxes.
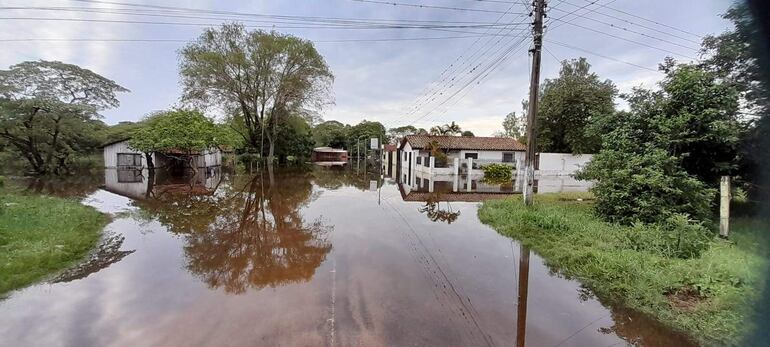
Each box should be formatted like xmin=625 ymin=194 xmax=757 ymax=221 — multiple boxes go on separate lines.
xmin=117 ymin=169 xmax=143 ymax=183
xmin=502 ymin=152 xmax=514 ymax=163
xmin=464 ymin=153 xmax=478 ymax=159
xmin=416 ymin=157 xmax=422 ymax=165
xmin=117 ymin=153 xmax=142 ymax=167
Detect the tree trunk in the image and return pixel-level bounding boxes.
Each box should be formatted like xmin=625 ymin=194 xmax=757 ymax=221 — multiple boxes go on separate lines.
xmin=145 ymin=152 xmax=155 ymax=170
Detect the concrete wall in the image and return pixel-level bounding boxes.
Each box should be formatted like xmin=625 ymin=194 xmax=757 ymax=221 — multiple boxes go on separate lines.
xmin=538 ymin=153 xmax=593 ymax=176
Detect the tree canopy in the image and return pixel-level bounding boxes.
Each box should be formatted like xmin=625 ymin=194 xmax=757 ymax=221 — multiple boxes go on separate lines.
xmin=430 ymin=121 xmax=462 ymax=136
xmin=496 ymin=111 xmax=523 ymax=139
xmin=313 ymin=120 xmax=348 ymax=148
xmin=535 ymin=58 xmax=617 ymax=153
xmin=129 ymin=109 xmax=233 ymax=168
xmin=0 ymin=60 xmax=128 ymax=175
xmin=579 ymin=62 xmax=740 ymax=224
xmin=179 ymin=24 xmax=333 ymax=160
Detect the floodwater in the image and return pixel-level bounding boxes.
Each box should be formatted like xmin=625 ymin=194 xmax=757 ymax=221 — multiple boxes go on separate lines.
xmin=0 ymin=165 xmax=696 ymax=346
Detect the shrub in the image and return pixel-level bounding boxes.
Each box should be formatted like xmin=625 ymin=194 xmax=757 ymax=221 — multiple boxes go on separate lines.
xmin=482 ymin=163 xmax=512 ymax=182
xmin=577 ymin=147 xmax=715 ymax=225
xmin=622 ymin=214 xmax=713 ymax=259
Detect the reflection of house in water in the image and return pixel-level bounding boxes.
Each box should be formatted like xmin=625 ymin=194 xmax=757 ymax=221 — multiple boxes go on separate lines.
xmin=103 ymin=167 xmax=223 ymax=200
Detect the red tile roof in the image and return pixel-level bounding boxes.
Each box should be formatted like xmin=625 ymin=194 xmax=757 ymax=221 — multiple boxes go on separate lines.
xmin=401 ymin=135 xmax=525 ymax=151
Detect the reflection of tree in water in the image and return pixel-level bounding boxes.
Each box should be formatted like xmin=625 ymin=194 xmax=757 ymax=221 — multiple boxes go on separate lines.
xmin=52 ymin=233 xmax=135 ymax=283
xmin=418 ymin=194 xmax=461 ymax=224
xmin=138 ymin=167 xmax=332 ymax=294
xmin=311 ymin=165 xmax=380 ymax=191
xmin=22 ymin=174 xmax=103 ymax=199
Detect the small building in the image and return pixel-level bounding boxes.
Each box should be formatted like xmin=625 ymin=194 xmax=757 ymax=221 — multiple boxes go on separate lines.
xmin=101 ymin=138 xmax=222 ymax=170
xmin=399 ymin=135 xmax=526 ymax=176
xmin=311 ymin=147 xmax=348 ymax=163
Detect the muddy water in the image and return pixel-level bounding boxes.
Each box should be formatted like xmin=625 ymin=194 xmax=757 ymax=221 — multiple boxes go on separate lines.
xmin=0 ymin=166 xmax=695 ymax=346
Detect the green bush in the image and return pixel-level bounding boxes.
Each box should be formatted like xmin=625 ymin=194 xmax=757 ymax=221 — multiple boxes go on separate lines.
xmin=482 ymin=163 xmax=512 ymax=182
xmin=577 ymin=147 xmax=715 ymax=225
xmin=622 ymin=214 xmax=713 ymax=259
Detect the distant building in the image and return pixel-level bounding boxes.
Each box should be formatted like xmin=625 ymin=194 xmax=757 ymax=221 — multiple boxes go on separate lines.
xmin=311 ymin=147 xmax=348 ymax=163
xmin=101 ymin=138 xmax=222 ymax=170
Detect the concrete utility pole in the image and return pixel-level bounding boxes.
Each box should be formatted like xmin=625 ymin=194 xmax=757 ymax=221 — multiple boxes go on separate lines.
xmin=523 ymin=0 xmax=546 ymax=206
xmin=720 ymin=176 xmax=731 ymax=238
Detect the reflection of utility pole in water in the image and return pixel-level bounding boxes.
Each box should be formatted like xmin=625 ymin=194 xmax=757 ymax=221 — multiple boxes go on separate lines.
xmin=516 ymin=244 xmax=531 ymax=347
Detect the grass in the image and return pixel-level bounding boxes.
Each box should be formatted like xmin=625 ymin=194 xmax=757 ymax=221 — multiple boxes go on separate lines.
xmin=0 ymin=190 xmax=108 ymax=297
xmin=478 ymin=192 xmax=769 ymax=345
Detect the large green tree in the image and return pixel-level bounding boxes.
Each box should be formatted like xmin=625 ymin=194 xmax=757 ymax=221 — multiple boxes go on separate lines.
xmin=535 ymin=58 xmax=617 ymax=153
xmin=579 ymin=63 xmax=740 ymax=224
xmin=496 ymin=111 xmax=523 ymax=139
xmin=313 ymin=120 xmax=348 ymax=148
xmin=179 ymin=24 xmax=333 ymax=161
xmin=701 ymin=2 xmax=770 ymax=197
xmin=347 ymin=120 xmax=387 ymax=156
xmin=0 ymin=61 xmax=128 ymax=175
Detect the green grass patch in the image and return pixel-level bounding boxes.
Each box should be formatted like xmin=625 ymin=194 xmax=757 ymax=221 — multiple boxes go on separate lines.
xmin=478 ymin=193 xmax=769 ymax=345
xmin=0 ymin=191 xmax=108 ymax=297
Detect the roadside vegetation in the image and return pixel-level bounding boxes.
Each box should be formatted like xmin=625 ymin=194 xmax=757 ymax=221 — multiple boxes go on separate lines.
xmin=480 ymin=3 xmax=770 ymax=344
xmin=479 ymin=193 xmax=768 ymax=345
xmin=0 ymin=184 xmax=108 ymax=297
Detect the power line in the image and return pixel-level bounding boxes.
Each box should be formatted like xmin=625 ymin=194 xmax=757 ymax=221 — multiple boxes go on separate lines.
xmin=549 ymin=7 xmax=701 ymax=51
xmin=0 ymin=16 xmax=532 ymax=32
xmin=548 ymin=18 xmax=698 ymax=60
xmin=556 ymin=0 xmax=702 ymax=44
xmin=546 ymin=39 xmax=661 ymax=72
xmin=349 ymin=0 xmax=524 ymax=14
xmin=387 ymin=1 xmax=529 ymax=127
xmin=1 ymin=6 xmax=530 ymax=27
xmin=571 ymin=0 xmax=703 ymax=38
xmin=0 ymin=34 xmax=500 ymax=43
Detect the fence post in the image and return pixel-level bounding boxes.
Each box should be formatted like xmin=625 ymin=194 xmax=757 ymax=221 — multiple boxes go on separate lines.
xmin=720 ymin=175 xmax=731 ymax=239
xmin=466 ymin=158 xmax=473 ymax=192
xmin=429 ymin=156 xmax=435 ymax=176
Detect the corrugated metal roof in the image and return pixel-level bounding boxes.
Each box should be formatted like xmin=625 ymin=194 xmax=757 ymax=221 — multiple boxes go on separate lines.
xmin=401 ymin=135 xmax=525 ymax=151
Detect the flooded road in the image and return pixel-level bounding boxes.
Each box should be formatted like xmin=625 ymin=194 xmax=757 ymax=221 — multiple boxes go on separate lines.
xmin=0 ymin=166 xmax=694 ymax=346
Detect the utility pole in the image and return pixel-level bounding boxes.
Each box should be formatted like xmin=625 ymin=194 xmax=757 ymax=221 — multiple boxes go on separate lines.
xmin=523 ymin=0 xmax=546 ymax=206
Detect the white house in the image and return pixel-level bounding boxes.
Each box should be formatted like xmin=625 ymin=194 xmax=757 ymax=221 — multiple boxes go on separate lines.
xmin=102 ymin=138 xmax=222 ymax=169
xmin=399 ymin=135 xmax=526 ymax=177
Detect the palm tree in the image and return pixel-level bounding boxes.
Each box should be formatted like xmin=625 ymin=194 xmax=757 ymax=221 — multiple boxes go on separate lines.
xmin=429 ymin=121 xmax=462 ymax=136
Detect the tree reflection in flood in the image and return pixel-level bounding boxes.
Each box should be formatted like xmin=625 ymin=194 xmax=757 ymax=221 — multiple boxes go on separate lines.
xmin=136 ymin=167 xmax=332 ymax=294
xmin=417 ymin=194 xmax=461 ymax=224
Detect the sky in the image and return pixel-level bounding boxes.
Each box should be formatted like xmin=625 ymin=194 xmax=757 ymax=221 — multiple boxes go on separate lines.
xmin=0 ymin=0 xmax=735 ymax=136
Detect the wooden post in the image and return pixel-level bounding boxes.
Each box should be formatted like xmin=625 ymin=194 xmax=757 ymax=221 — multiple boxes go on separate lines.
xmin=720 ymin=176 xmax=731 ymax=239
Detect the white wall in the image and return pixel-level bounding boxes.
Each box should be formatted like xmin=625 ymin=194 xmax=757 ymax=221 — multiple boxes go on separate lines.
xmin=538 ymin=153 xmax=593 ymax=176
xmin=103 ymin=140 xmax=222 ymax=169
xmin=103 ymin=140 xmax=154 ymax=169
xmin=104 ymin=168 xmax=150 ymax=199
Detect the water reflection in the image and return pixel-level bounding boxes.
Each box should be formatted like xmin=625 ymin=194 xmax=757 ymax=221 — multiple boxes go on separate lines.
xmin=105 ymin=167 xmax=332 ymax=294
xmin=417 ymin=194 xmax=461 ymax=224
xmin=52 ymin=233 xmax=134 ymax=283
xmin=0 ymin=166 xmax=698 ymax=346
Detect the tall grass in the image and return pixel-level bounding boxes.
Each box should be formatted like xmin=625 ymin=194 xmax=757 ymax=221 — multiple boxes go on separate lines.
xmin=478 ymin=193 xmax=768 ymax=345
xmin=0 ymin=192 xmax=108 ymax=296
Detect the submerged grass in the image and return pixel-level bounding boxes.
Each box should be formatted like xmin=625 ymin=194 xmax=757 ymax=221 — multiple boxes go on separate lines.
xmin=0 ymin=190 xmax=108 ymax=296
xmin=478 ymin=193 xmax=769 ymax=345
